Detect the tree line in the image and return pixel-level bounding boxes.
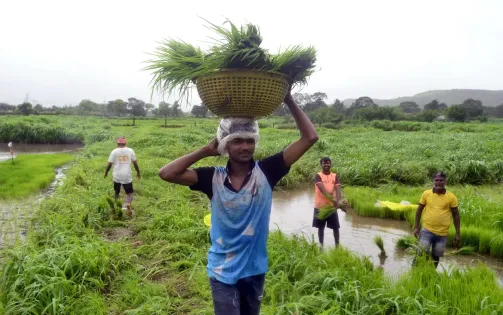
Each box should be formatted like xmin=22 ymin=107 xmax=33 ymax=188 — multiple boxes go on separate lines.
xmin=273 ymin=93 xmax=503 ymax=124
xmin=0 ymin=98 xmax=212 ymax=125
xmin=2 ymin=94 xmax=503 ymax=125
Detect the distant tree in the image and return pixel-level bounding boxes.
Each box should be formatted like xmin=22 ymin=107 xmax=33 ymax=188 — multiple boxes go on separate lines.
xmin=308 ymin=107 xmax=344 ymax=125
xmin=127 ymin=97 xmax=146 ymax=126
xmin=171 ymin=101 xmax=181 ymax=117
xmin=332 ymin=99 xmax=345 ymax=113
xmin=78 ymin=99 xmax=99 ymax=113
xmin=17 ymin=102 xmax=33 ymax=115
xmin=494 ymin=103 xmax=503 ymax=118
xmin=424 ymin=99 xmax=447 ymax=112
xmin=398 ymin=101 xmax=420 ymax=114
xmin=34 ymin=104 xmax=44 ymax=113
xmin=0 ymin=102 xmax=16 ymax=111
xmin=191 ymin=104 xmax=208 ymax=118
xmin=158 ymin=101 xmax=171 ymax=127
xmin=446 ymin=104 xmax=467 ymax=122
xmin=419 ymin=109 xmax=441 ymax=122
xmin=107 ymin=99 xmax=127 ymax=116
xmin=354 ymin=106 xmax=401 ymax=121
xmin=461 ymin=98 xmax=484 ymax=120
xmin=304 ymin=98 xmax=327 ymax=112
xmin=351 ymin=96 xmax=376 ymax=110
xmin=145 ymin=103 xmax=154 ymax=113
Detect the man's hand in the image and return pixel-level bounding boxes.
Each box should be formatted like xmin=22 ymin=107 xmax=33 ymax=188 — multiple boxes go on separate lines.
xmin=104 ymin=173 xmax=108 ymax=178
xmin=204 ymin=138 xmax=220 ymax=157
xmin=284 ymin=88 xmax=294 ymax=103
xmin=453 ymin=233 xmax=460 ymax=249
xmin=137 ymin=173 xmax=141 ymax=180
xmin=332 ymin=200 xmax=338 ymax=208
xmin=413 ymin=227 xmax=420 ymax=238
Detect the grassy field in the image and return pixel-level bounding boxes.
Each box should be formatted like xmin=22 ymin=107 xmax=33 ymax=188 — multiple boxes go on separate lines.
xmin=0 ymin=116 xmax=502 ymax=314
xmin=0 ymin=154 xmax=74 ymax=199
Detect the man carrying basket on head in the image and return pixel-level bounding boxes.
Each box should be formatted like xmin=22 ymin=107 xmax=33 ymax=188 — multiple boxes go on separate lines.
xmin=159 ymin=90 xmax=318 ymax=315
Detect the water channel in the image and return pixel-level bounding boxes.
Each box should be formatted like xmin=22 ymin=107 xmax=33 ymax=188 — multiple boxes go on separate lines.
xmin=270 ymin=186 xmax=503 ymax=284
xmin=0 ymin=143 xmax=83 ymax=161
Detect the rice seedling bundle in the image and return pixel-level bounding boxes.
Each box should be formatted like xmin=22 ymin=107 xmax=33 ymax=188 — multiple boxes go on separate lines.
xmin=373 ymin=235 xmax=386 ymax=256
xmin=144 ymin=19 xmax=317 ymax=117
xmin=316 ymin=205 xmax=335 ymax=220
xmin=446 ymin=246 xmax=475 ymax=256
xmin=396 ymin=236 xmax=418 ymax=250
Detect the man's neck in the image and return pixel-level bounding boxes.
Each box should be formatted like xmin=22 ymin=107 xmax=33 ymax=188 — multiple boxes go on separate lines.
xmin=228 ymin=160 xmax=252 ymax=177
xmin=322 ymin=170 xmax=331 ymax=175
xmin=433 ymin=187 xmax=446 ymax=194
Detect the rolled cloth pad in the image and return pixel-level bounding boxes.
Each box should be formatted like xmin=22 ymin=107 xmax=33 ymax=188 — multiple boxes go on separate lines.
xmin=216 ymin=117 xmax=259 ymax=156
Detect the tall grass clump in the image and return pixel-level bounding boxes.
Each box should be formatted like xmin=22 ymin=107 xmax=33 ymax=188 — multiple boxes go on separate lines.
xmin=0 ymin=121 xmax=84 ymax=144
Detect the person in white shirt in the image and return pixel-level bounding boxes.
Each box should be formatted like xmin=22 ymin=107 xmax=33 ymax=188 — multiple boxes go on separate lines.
xmin=104 ymin=137 xmax=141 ymax=216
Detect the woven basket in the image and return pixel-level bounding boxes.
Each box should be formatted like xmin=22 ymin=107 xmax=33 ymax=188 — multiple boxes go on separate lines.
xmin=196 ymin=69 xmax=291 ymax=118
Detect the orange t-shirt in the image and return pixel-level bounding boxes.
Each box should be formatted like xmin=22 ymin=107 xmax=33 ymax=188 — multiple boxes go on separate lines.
xmin=314 ymin=172 xmax=340 ymax=209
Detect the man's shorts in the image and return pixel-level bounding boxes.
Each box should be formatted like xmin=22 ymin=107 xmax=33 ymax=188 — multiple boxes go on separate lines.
xmin=417 ymin=228 xmax=448 ymax=257
xmin=209 ymin=274 xmax=265 ymax=315
xmin=114 ymin=182 xmax=133 ymax=194
xmin=312 ymin=208 xmax=340 ymax=229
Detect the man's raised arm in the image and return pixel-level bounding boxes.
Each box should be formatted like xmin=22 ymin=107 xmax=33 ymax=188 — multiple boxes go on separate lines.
xmin=158 ymin=139 xmax=219 ymax=186
xmin=282 ymin=92 xmax=319 ymax=167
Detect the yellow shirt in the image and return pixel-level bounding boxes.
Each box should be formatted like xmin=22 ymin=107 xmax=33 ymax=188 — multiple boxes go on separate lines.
xmin=420 ymin=189 xmax=458 ymax=236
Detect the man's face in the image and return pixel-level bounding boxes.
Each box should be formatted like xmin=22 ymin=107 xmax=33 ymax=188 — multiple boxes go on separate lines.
xmin=321 ymin=160 xmax=331 ymax=172
xmin=227 ymin=138 xmax=255 ymax=163
xmin=433 ymin=175 xmax=446 ymax=189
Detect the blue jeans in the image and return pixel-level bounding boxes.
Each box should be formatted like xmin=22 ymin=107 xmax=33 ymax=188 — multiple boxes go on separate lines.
xmin=417 ymin=228 xmax=448 ymax=257
xmin=209 ymin=274 xmax=265 ymax=315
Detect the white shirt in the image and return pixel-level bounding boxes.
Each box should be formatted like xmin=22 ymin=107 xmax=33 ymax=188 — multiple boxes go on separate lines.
xmin=108 ymin=147 xmax=137 ymax=184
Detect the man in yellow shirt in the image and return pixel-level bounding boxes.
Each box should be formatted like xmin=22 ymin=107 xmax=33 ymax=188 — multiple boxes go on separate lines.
xmin=413 ymin=172 xmax=460 ymax=267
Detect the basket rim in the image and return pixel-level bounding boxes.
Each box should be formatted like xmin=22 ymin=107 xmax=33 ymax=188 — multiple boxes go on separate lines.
xmin=194 ymin=68 xmax=293 ymax=84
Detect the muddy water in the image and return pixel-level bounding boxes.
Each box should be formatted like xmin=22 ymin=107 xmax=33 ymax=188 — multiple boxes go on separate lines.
xmin=270 ymin=186 xmax=503 ymax=283
xmin=0 ymin=143 xmax=83 ymax=161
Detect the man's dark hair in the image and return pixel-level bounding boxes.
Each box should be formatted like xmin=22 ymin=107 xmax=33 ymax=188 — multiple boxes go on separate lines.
xmin=433 ymin=171 xmax=447 ymax=179
xmin=320 ymin=157 xmax=331 ymax=164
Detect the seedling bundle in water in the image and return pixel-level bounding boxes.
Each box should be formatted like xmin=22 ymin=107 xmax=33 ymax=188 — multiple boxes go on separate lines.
xmin=144 ymin=18 xmax=317 ymax=100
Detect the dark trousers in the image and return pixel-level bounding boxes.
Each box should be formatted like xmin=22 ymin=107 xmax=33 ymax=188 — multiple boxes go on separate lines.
xmin=209 ymin=274 xmax=265 ymax=315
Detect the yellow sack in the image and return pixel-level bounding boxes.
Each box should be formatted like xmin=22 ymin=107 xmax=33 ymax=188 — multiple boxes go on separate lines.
xmin=204 ymin=214 xmax=211 ymax=227
xmin=378 ymin=200 xmax=417 ymax=211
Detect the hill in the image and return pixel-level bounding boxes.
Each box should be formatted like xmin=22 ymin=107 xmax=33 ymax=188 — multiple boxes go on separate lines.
xmin=343 ymin=89 xmax=503 ymax=107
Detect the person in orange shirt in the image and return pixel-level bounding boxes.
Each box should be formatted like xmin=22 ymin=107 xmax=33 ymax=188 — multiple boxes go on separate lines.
xmin=313 ymin=157 xmax=344 ymax=248
xmin=413 ymin=171 xmax=460 ymax=268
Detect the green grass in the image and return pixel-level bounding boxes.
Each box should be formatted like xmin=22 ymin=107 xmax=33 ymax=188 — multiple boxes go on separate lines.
xmin=0 ymin=154 xmax=74 ymax=199
xmin=0 ymin=116 xmax=502 ymax=313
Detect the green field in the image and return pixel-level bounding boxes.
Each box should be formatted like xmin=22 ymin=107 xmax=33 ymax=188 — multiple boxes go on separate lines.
xmin=0 ymin=116 xmax=502 ymax=314
xmin=0 ymin=154 xmax=74 ymax=199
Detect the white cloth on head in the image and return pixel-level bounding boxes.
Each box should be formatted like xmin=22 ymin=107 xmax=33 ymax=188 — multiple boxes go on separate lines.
xmin=108 ymin=147 xmax=137 ymax=184
xmin=216 ymin=117 xmax=259 ymax=156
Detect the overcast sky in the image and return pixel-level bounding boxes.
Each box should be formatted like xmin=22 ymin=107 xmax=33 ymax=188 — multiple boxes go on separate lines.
xmin=1 ymin=0 xmax=502 ymax=109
